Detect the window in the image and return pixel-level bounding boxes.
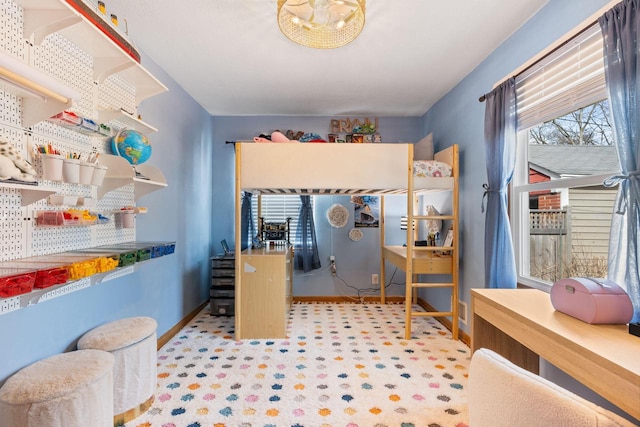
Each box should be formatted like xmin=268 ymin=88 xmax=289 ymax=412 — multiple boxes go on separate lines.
xmin=251 ymin=194 xmax=310 ymax=243
xmin=511 ymin=24 xmax=620 ymax=290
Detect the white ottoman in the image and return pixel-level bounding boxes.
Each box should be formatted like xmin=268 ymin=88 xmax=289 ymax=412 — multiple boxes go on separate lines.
xmin=78 ymin=316 xmax=157 ymax=425
xmin=0 ymin=349 xmax=114 ymax=427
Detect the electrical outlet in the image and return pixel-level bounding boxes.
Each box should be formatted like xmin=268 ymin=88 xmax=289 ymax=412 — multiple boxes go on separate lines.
xmin=371 ymin=274 xmax=379 ymax=285
xmin=329 ymin=255 xmax=335 ymax=262
xmin=458 ymin=300 xmax=468 ymax=325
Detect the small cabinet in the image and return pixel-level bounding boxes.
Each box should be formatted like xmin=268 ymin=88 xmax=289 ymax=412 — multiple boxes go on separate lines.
xmin=237 ymin=246 xmax=292 ymax=339
xmin=210 ymin=255 xmax=235 ymax=316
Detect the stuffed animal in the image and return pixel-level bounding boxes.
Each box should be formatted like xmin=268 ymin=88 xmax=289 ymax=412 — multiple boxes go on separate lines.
xmin=0 ymin=155 xmax=36 ymax=182
xmin=0 ymin=140 xmax=37 ymax=175
xmin=0 ymin=140 xmax=37 ymax=182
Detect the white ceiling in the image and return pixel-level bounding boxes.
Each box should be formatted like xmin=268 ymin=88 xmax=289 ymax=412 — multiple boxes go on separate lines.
xmin=102 ymin=0 xmax=550 ymax=117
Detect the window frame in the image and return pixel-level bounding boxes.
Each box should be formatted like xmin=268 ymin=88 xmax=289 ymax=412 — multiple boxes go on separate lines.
xmin=251 ymin=194 xmax=312 ymax=243
xmin=511 ymin=129 xmax=620 ymax=291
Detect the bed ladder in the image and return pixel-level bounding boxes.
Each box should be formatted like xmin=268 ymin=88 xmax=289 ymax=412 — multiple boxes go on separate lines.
xmin=403 ymin=145 xmax=459 ymax=341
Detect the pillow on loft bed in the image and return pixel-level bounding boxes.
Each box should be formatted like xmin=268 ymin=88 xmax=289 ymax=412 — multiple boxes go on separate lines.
xmin=413 ymin=133 xmax=434 ymax=160
xmin=414 ymin=160 xmax=452 ymax=178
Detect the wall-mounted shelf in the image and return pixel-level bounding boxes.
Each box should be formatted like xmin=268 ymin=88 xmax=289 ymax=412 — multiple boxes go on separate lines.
xmin=0 ymin=241 xmax=176 ymax=315
xmin=16 ymin=0 xmax=168 ymax=104
xmin=96 ymin=154 xmax=166 ymax=201
xmin=0 ymin=181 xmax=57 ymax=206
xmin=0 ymin=50 xmax=81 ymax=127
xmin=97 ymin=108 xmax=158 ymax=134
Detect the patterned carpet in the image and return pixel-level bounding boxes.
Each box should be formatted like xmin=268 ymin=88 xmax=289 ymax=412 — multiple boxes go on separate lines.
xmin=125 ymin=303 xmax=471 ymax=427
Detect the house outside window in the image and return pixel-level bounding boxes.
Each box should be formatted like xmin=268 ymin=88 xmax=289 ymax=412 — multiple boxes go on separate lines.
xmin=511 ymin=24 xmax=620 ymax=290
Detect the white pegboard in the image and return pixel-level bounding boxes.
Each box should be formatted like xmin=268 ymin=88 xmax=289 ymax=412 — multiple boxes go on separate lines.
xmin=0 ymin=0 xmax=158 ymax=316
xmin=0 ymin=295 xmax=21 ymax=314
xmin=0 ymin=0 xmax=26 ymax=60
xmin=0 ymin=0 xmax=137 ymax=263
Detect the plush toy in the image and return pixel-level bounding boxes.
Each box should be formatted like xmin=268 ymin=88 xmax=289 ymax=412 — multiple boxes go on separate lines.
xmin=0 ymin=140 xmax=37 ymax=182
xmin=0 ymin=140 xmax=37 ymax=175
xmin=0 ymin=155 xmax=36 ymax=182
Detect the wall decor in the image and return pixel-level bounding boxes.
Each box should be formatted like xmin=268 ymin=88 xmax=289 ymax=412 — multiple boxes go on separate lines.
xmin=330 ymin=117 xmax=379 ymax=134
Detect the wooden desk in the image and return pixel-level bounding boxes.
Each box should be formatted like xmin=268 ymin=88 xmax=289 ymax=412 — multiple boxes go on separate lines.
xmin=235 ymin=246 xmax=293 ymax=340
xmin=471 ymin=289 xmax=640 ymax=420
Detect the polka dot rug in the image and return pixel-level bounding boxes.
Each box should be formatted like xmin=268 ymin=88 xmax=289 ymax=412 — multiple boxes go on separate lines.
xmin=125 ymin=303 xmax=470 ymax=427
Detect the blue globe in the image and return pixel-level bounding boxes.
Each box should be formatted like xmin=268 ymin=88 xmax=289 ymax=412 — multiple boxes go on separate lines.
xmin=111 ymin=129 xmax=152 ymax=165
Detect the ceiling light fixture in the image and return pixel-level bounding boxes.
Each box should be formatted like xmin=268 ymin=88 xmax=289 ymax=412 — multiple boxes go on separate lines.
xmin=277 ymin=0 xmax=365 ymax=49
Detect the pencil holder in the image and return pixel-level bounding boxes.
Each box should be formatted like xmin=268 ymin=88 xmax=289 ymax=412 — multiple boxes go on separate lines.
xmin=41 ymin=154 xmax=64 ymax=181
xmin=92 ymin=165 xmax=108 ymax=186
xmin=79 ymin=161 xmax=95 ymax=185
xmin=62 ymin=158 xmax=80 ymax=183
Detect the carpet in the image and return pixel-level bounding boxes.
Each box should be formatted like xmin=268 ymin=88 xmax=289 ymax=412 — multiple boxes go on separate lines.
xmin=125 ymin=303 xmax=471 ymax=427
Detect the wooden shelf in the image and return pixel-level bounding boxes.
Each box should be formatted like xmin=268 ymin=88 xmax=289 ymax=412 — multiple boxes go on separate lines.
xmin=96 ymin=154 xmax=166 ymax=202
xmin=16 ymin=0 xmax=167 ymax=104
xmin=0 ymin=181 xmax=57 ymax=206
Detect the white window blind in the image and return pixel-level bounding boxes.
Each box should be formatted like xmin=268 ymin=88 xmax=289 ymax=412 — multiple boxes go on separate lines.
xmin=516 ymin=23 xmax=607 ymax=130
xmin=252 ymin=195 xmax=309 ymax=241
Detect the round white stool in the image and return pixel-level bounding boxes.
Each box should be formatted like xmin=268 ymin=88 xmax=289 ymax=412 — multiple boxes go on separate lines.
xmin=0 ymin=349 xmax=114 ymax=427
xmin=78 ymin=316 xmax=157 ymax=425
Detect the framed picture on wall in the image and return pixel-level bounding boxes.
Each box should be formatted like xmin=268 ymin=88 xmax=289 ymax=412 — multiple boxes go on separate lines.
xmin=442 ymin=228 xmax=454 ymax=247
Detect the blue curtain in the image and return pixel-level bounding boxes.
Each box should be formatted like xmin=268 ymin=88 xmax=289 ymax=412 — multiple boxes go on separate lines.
xmin=483 ymin=78 xmax=518 ymax=289
xmin=240 ymin=192 xmax=254 ymax=251
xmin=599 ymin=0 xmax=640 ymax=323
xmin=295 ymin=195 xmax=321 ymax=272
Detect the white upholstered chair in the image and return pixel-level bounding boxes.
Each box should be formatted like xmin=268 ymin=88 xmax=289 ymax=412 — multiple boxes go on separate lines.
xmin=468 ymin=348 xmax=636 ymax=427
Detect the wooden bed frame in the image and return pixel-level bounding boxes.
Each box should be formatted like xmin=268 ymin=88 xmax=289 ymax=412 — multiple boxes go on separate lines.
xmin=234 ymin=142 xmax=459 ymax=340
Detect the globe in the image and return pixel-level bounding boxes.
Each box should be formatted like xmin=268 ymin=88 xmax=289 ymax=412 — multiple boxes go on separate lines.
xmin=111 ymin=129 xmax=152 ymax=165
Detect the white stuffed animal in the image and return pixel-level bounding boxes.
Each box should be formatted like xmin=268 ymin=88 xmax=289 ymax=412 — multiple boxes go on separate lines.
xmin=0 ymin=141 xmax=37 ymax=182
xmin=0 ymin=140 xmax=37 ymax=175
xmin=0 ymin=154 xmax=36 ymax=182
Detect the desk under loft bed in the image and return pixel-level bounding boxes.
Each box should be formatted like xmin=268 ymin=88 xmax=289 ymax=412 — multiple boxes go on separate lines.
xmin=234 ymin=142 xmax=459 ymax=340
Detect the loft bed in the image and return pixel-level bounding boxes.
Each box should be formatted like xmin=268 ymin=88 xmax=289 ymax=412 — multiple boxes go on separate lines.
xmin=234 ymin=142 xmax=459 ymax=340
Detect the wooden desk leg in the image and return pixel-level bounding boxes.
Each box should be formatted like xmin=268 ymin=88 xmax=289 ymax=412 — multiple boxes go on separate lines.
xmin=472 ymin=312 xmax=540 ymax=375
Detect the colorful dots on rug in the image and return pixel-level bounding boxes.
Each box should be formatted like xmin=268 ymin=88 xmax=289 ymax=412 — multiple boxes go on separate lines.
xmin=219 ymin=406 xmax=232 ymax=417
xmin=318 ymin=408 xmax=332 ymax=416
xmin=170 ymin=407 xmax=185 ymax=416
xmin=130 ymin=303 xmax=469 ymax=426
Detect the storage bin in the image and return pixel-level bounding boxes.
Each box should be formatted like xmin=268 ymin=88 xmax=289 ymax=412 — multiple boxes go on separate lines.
xmin=211 ymin=277 xmax=235 ymax=287
xmin=211 ymin=268 xmax=235 ymax=278
xmin=62 ymin=158 xmax=80 ymax=184
xmin=40 ymin=154 xmax=64 ymax=181
xmin=92 ymin=164 xmax=108 ymax=186
xmin=78 ymin=117 xmax=99 ymax=134
xmin=36 ymin=211 xmax=65 ymax=226
xmin=48 ymin=195 xmax=79 ymax=206
xmin=43 ymin=254 xmax=100 ymax=280
xmin=68 ymin=251 xmax=120 ymax=273
xmin=210 ymin=285 xmax=234 ymax=298
xmin=0 ymin=261 xmax=71 ymax=289
xmin=79 ymin=162 xmax=95 ymax=185
xmin=48 ymin=110 xmax=82 ymax=127
xmin=210 ymin=297 xmax=234 ymax=316
xmin=0 ymin=268 xmax=36 ymax=297
xmin=93 ymin=247 xmax=137 ymax=267
xmin=211 ymin=257 xmax=235 ymax=269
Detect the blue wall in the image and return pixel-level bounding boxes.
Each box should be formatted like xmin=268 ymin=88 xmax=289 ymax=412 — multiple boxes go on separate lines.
xmin=418 ymin=0 xmax=614 ymax=326
xmin=0 ymin=53 xmax=214 ymax=383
